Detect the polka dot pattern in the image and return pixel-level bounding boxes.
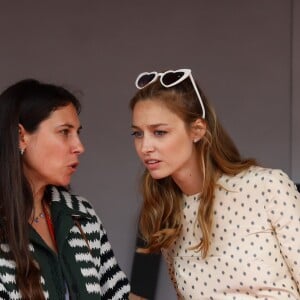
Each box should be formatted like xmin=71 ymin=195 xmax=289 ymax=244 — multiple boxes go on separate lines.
xmin=162 ymin=166 xmax=300 ymax=299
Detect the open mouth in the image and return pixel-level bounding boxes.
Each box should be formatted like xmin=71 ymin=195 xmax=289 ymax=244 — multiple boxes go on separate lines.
xmin=69 ymin=162 xmax=79 ymax=171
xmin=145 ymin=159 xmax=160 ymax=164
xmin=145 ymin=159 xmax=161 ymax=169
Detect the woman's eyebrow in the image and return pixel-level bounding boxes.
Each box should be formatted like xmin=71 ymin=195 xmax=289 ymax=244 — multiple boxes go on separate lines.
xmin=131 ymin=123 xmax=168 ymax=129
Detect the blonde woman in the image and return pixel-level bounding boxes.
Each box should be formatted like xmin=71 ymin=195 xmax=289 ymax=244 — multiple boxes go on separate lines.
xmin=129 ymin=69 xmax=300 ymax=299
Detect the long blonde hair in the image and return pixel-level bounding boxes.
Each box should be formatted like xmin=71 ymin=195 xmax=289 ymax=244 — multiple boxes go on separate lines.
xmin=130 ymin=78 xmax=256 ymax=257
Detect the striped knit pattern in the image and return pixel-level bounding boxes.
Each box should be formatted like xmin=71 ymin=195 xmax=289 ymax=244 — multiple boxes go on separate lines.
xmin=0 ymin=186 xmax=130 ymax=299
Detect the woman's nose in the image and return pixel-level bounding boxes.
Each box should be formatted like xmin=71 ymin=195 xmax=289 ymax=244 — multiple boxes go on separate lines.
xmin=73 ymin=136 xmax=85 ymax=154
xmin=141 ymin=137 xmax=154 ymax=154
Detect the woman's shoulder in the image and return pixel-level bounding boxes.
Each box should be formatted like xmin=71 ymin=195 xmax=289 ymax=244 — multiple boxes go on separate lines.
xmin=50 ymin=186 xmax=98 ymax=217
xmin=229 ymin=166 xmax=290 ymax=181
xmin=244 ymin=166 xmax=292 ymax=183
xmin=218 ymin=166 xmax=295 ymax=192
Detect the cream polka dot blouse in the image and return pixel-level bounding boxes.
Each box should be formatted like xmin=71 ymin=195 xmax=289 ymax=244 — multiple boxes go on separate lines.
xmin=162 ymin=166 xmax=300 ymax=299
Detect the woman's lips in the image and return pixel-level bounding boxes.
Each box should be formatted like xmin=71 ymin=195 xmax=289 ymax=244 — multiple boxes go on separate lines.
xmin=68 ymin=162 xmax=79 ymax=172
xmin=144 ymin=159 xmax=161 ymax=170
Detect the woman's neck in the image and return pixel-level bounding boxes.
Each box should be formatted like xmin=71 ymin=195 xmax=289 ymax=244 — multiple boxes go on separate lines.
xmin=172 ymin=165 xmax=203 ymax=196
xmin=33 ymin=186 xmax=46 ymax=211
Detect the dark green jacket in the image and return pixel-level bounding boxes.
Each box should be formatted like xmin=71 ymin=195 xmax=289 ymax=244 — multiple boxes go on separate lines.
xmin=0 ymin=186 xmax=130 ymax=299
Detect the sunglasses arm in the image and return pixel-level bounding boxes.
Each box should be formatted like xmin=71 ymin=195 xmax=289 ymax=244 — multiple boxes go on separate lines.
xmin=189 ymin=75 xmax=206 ymax=119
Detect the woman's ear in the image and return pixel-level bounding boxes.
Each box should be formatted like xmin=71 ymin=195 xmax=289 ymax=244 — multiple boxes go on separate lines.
xmin=19 ymin=124 xmax=28 ymax=153
xmin=191 ymin=118 xmax=207 ymax=143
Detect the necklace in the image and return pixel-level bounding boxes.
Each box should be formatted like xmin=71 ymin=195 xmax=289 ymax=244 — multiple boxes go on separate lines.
xmin=33 ymin=212 xmax=45 ymax=223
xmin=32 ymin=202 xmax=57 ymax=249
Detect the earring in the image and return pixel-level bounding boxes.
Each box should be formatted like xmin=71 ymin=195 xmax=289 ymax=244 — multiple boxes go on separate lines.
xmin=20 ymin=148 xmax=25 ymax=155
xmin=193 ymin=139 xmax=199 ymax=143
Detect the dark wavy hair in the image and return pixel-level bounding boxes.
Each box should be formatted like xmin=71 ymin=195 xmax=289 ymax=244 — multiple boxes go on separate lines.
xmin=0 ymin=79 xmax=81 ymax=299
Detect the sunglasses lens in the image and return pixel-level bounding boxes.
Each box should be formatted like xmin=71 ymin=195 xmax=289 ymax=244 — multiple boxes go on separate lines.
xmin=136 ymin=73 xmax=156 ymax=88
xmin=161 ymin=71 xmax=185 ymax=86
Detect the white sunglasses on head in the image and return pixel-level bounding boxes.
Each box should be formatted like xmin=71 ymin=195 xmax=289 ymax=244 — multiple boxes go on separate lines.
xmin=135 ymin=68 xmax=205 ymax=119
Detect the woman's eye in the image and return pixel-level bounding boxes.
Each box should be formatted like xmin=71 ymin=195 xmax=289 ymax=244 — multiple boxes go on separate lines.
xmin=154 ymin=130 xmax=167 ymax=136
xmin=131 ymin=131 xmax=143 ymax=138
xmin=60 ymin=129 xmax=70 ymax=136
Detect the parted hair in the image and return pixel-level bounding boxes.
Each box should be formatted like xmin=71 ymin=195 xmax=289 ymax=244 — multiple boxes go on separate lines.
xmin=130 ymin=77 xmax=257 ymax=257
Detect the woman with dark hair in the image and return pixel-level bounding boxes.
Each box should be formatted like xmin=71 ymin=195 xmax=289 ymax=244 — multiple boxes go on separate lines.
xmin=0 ymin=79 xmax=130 ymax=299
xmin=129 ymin=69 xmax=300 ymax=299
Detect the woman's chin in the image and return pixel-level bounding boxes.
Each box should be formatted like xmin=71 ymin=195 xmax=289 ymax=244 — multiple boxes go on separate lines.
xmin=148 ymin=170 xmax=169 ymax=180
